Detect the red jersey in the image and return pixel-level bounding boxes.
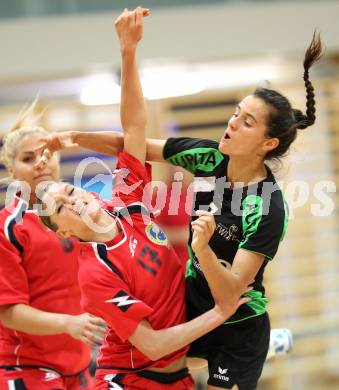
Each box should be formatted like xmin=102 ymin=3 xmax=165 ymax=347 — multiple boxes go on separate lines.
xmin=79 ymin=152 xmax=188 ymax=374
xmin=156 ymin=185 xmax=192 ymax=267
xmin=0 ymin=196 xmax=91 ymax=375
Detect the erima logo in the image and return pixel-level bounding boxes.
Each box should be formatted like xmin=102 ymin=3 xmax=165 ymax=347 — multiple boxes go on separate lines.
xmin=105 ymin=290 xmax=140 ymax=312
xmin=213 ymin=366 xmax=229 ymax=382
xmin=129 ymin=235 xmax=138 ymax=257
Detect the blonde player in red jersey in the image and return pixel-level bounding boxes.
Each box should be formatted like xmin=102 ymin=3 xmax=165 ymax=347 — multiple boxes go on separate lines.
xmin=0 ymin=88 xmax=106 ymax=390
xmin=35 ymin=7 xmax=250 ymax=390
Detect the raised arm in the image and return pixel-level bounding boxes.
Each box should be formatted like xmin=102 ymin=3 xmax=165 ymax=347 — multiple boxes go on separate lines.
xmin=36 ymin=8 xmax=166 ymax=168
xmin=115 ymin=7 xmax=149 ymax=164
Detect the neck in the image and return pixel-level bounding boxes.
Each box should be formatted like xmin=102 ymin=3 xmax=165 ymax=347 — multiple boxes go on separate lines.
xmin=87 ymin=210 xmax=121 ymax=243
xmin=227 ymin=156 xmax=267 ymax=188
xmin=29 ymin=194 xmax=37 ymax=208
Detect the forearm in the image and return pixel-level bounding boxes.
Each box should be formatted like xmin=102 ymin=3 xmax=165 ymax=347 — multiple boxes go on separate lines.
xmin=195 ymin=246 xmax=245 ymax=303
xmin=68 ymin=131 xmax=163 ymax=162
xmin=71 ymin=131 xmax=124 ymax=156
xmin=137 ymin=308 xmax=226 ymax=360
xmin=161 ymin=226 xmax=189 ymax=245
xmin=120 ymin=48 xmax=147 ymax=135
xmin=0 ymin=303 xmax=71 ymax=336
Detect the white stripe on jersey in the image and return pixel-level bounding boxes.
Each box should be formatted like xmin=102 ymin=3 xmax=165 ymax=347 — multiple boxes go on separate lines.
xmin=108 ymin=382 xmax=124 ymax=390
xmin=4 ymin=198 xmax=28 ymax=242
xmin=91 ymin=215 xmax=127 ymax=257
xmin=7 ymin=380 xmax=16 ymax=390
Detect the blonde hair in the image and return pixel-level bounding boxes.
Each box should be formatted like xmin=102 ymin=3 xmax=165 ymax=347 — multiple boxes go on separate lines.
xmin=1 ymin=99 xmax=48 ymax=169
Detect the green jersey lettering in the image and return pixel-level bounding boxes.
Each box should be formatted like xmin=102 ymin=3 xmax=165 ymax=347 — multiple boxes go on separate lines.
xmin=167 ymin=148 xmax=224 ymax=174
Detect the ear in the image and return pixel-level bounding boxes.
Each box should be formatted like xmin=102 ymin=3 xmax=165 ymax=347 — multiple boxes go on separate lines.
xmin=263 ymin=137 xmax=279 ymax=152
xmin=56 ymin=229 xmax=71 ymax=239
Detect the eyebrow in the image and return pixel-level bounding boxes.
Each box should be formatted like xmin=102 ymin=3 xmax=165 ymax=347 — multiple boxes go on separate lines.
xmin=20 ymin=151 xmax=35 ymax=155
xmin=237 ymin=105 xmax=258 ymax=124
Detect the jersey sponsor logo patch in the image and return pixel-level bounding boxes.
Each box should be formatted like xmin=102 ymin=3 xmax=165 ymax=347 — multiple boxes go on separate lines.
xmin=215 ymin=222 xmax=239 ymax=241
xmin=105 ymin=290 xmax=140 ymax=312
xmin=145 ymin=222 xmax=168 ymax=246
xmin=168 ymin=148 xmax=224 ymax=173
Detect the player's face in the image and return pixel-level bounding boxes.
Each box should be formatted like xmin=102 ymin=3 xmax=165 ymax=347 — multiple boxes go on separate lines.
xmin=11 ymin=134 xmax=60 ymax=194
xmin=42 ymin=182 xmax=103 ymax=240
xmin=219 ymin=95 xmax=277 ymax=159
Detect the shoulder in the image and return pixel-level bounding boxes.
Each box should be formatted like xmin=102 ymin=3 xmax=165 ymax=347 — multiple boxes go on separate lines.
xmin=164 ymin=137 xmax=219 ymax=154
xmin=0 ymin=197 xmax=30 ymax=250
xmin=85 ymin=242 xmax=125 ymax=280
xmin=164 ymin=137 xmax=227 ymax=174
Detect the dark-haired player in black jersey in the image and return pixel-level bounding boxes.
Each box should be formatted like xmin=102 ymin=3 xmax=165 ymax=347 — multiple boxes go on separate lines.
xmin=37 ymin=28 xmax=323 ymax=389
xmin=157 ymin=31 xmax=323 ymax=390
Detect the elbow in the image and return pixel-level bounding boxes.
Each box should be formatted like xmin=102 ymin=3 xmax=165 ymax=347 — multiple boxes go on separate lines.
xmin=124 ymin=125 xmax=146 ymax=136
xmin=0 ymin=305 xmax=14 ymax=328
xmin=237 ymin=277 xmax=253 ymax=297
xmin=142 ymin=344 xmax=163 ymax=361
xmin=138 ymin=337 xmax=166 ymax=361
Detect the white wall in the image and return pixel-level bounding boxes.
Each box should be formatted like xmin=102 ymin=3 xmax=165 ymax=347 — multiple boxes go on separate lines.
xmin=0 ymin=0 xmax=338 ymax=81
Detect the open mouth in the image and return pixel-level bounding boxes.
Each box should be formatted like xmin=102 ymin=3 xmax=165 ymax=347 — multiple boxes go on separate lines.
xmin=78 ymin=204 xmax=86 ymax=216
xmin=35 ymin=174 xmax=51 ymax=180
xmin=72 ymin=203 xmax=86 ymax=217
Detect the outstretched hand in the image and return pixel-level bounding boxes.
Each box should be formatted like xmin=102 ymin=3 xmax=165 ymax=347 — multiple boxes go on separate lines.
xmin=34 ymin=131 xmax=79 ymax=169
xmin=114 ymin=6 xmax=150 ymax=51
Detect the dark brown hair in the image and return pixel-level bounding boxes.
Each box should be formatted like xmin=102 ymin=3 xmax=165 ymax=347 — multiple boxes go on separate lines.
xmin=39 ymin=214 xmax=58 ymax=232
xmin=254 ymin=31 xmax=324 ymax=160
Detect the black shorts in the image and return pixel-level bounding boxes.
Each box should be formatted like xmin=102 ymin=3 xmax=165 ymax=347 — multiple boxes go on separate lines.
xmin=188 ymin=313 xmax=270 ymax=390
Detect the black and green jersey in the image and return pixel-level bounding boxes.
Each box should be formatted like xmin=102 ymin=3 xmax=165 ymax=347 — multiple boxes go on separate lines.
xmin=163 ymin=137 xmax=288 ymax=323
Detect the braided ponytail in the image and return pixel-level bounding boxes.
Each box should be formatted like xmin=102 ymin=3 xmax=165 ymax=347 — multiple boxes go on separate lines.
xmin=253 ymin=31 xmax=324 ymax=160
xmin=296 ymin=31 xmax=323 ymax=129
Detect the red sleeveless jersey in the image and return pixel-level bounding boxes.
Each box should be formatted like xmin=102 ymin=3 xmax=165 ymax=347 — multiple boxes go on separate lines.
xmin=79 ymin=152 xmax=188 ymax=374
